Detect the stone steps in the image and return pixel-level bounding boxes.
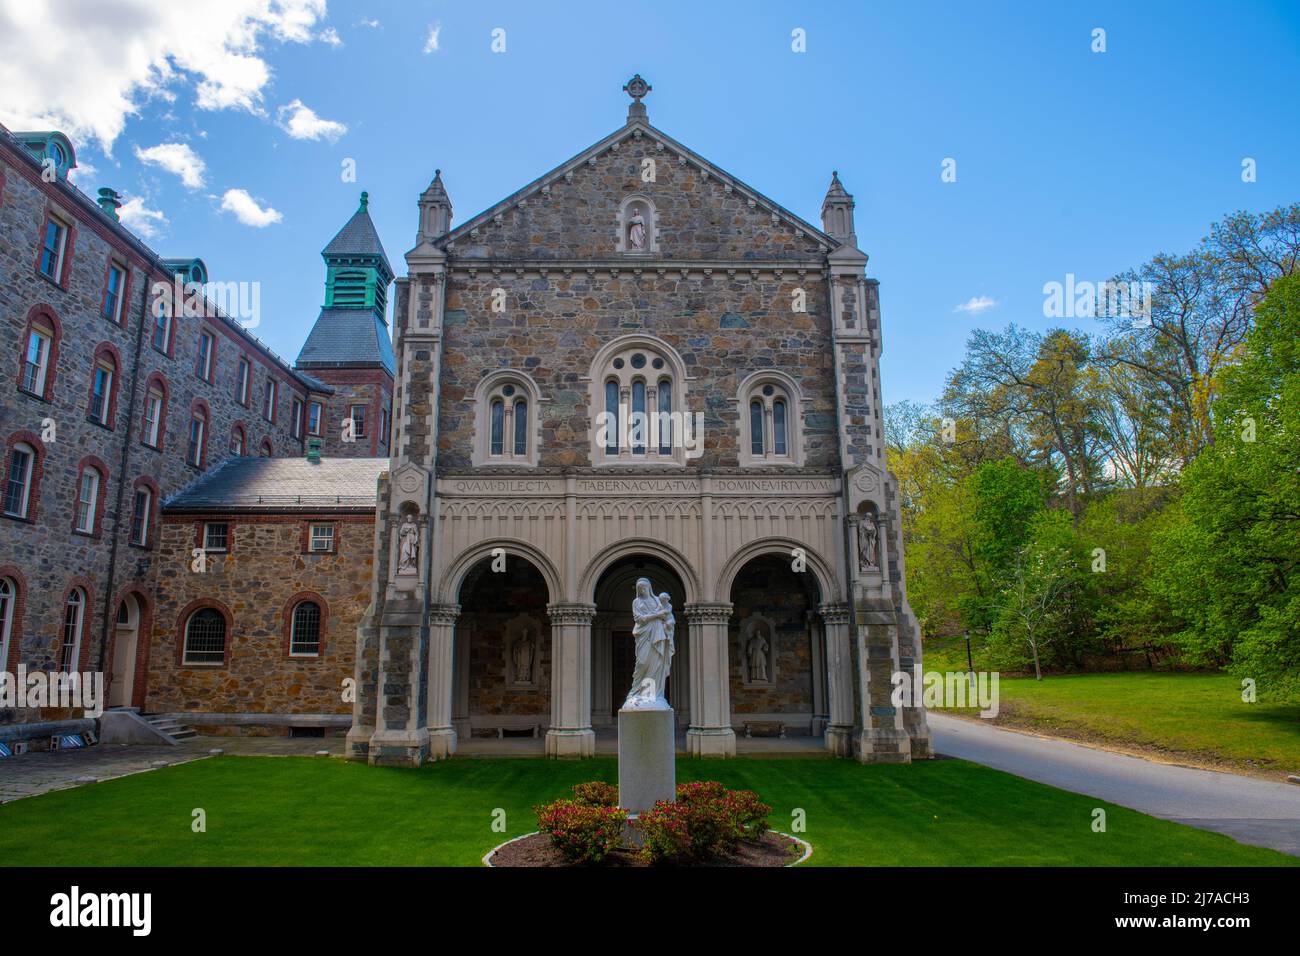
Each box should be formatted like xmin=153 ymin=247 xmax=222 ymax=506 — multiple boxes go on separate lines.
xmin=142 ymin=714 xmax=198 ymax=742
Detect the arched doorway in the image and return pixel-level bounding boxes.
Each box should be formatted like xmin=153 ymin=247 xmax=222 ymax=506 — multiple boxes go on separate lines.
xmin=591 ymin=555 xmax=689 ymax=730
xmin=108 ymin=593 xmax=141 ymax=708
xmin=452 ymin=554 xmax=551 ymax=741
xmin=727 ymin=554 xmax=825 ymax=737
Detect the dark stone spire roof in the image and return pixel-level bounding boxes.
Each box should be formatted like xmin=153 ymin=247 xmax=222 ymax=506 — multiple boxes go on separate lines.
xmin=321 ymin=191 xmax=393 ymax=279
xmin=296 ymin=308 xmax=396 ymax=374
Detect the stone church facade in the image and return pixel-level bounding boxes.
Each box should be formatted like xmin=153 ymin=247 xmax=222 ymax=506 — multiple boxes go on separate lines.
xmin=350 ymin=78 xmax=931 ymax=765
xmin=0 ymin=79 xmax=930 ymax=765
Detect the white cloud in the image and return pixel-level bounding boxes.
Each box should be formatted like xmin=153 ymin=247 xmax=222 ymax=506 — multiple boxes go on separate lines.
xmin=423 ymin=22 xmax=441 ymax=53
xmin=319 ymin=26 xmax=341 ymax=47
xmin=954 ymin=295 xmax=998 ymax=314
xmin=118 ymin=196 xmax=168 ymax=239
xmin=0 ymin=0 xmax=328 ymax=152
xmin=68 ymin=160 xmax=98 ymax=184
xmin=358 ymin=17 xmax=380 ymax=28
xmin=277 ymin=99 xmax=346 ymax=141
xmin=134 ymin=142 xmax=207 ymax=188
xmin=221 ymin=187 xmax=282 ymax=227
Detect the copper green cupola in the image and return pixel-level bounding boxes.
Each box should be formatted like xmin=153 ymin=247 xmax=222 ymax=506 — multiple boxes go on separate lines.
xmin=296 ymin=192 xmax=397 ymax=375
xmin=322 ymin=191 xmax=394 ymax=314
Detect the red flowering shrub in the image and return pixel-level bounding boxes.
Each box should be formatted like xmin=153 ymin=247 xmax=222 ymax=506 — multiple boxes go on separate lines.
xmin=571 ymin=781 xmax=619 ymax=808
xmin=639 ymin=782 xmax=773 ymax=864
xmin=533 ymin=798 xmax=628 ymax=864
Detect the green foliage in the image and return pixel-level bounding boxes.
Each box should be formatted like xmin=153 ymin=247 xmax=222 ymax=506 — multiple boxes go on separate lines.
xmin=985 ymin=509 xmax=1096 ymax=677
xmin=570 ymin=780 xmax=618 ymax=807
xmin=1151 ymin=274 xmax=1300 ymax=699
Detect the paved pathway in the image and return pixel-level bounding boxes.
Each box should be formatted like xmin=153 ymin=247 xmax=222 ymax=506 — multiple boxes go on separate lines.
xmin=930 ymin=712 xmax=1300 ymax=856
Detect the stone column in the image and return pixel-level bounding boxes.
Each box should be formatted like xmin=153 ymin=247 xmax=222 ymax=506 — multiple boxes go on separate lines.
xmin=591 ymin=615 xmax=612 ymax=726
xmin=426 ymin=604 xmax=459 ymax=759
xmin=807 ymin=609 xmax=828 ymax=737
xmin=546 ymin=603 xmax=596 ymax=757
xmin=451 ymin=619 xmax=471 ymax=739
xmin=685 ymin=603 xmax=736 ymax=757
xmin=819 ymin=603 xmax=855 ymax=755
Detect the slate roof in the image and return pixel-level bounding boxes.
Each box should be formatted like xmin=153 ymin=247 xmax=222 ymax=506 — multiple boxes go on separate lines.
xmin=294 ymin=307 xmax=397 ymax=375
xmin=164 ymin=456 xmax=388 ymax=512
xmin=322 ymin=205 xmax=393 ymax=277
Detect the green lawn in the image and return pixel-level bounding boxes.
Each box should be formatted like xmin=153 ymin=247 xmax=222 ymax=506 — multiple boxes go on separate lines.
xmin=920 ymin=639 xmax=1300 ymax=777
xmin=0 ymin=755 xmax=1292 ymax=866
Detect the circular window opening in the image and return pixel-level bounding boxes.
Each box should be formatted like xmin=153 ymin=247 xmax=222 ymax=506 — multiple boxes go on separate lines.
xmin=762 ymin=384 xmax=775 ymax=397
xmin=631 ymin=353 xmax=647 ymax=369
xmin=652 ymin=357 xmax=665 ymax=370
xmin=613 ymin=358 xmax=625 ymax=370
xmin=502 ymin=384 xmax=515 ymax=397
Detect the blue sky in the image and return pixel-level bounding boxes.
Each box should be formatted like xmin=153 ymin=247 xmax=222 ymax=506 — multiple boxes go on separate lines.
xmin=4 ymin=0 xmax=1298 ymax=404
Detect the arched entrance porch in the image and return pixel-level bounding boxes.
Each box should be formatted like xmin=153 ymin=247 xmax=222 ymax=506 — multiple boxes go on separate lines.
xmin=590 ymin=555 xmax=689 ymax=731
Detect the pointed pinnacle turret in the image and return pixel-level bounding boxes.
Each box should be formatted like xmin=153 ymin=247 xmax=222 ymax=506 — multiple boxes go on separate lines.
xmin=821 ymin=170 xmax=857 ymax=247
xmin=417 ymin=169 xmax=453 ymax=243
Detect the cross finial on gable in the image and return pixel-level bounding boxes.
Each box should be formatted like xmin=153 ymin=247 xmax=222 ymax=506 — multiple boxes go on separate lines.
xmin=623 ymin=74 xmax=651 ymax=124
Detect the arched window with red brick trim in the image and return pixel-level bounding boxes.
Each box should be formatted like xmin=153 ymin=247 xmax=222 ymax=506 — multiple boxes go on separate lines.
xmin=87 ymin=343 xmax=121 ymax=428
xmin=0 ymin=567 xmax=25 ymax=673
xmin=178 ymin=600 xmax=232 ymax=667
xmin=59 ymin=586 xmax=88 ymax=673
xmin=129 ymin=476 xmax=160 ymax=548
xmin=73 ymin=457 xmax=108 ymax=536
xmin=3 ymin=432 xmax=45 ymax=521
xmin=18 ymin=306 xmax=61 ymax=401
xmin=187 ymin=400 xmax=210 ymax=468
xmin=230 ymin=423 xmax=247 ymax=457
xmin=284 ymin=592 xmax=328 ymax=658
xmin=141 ymin=373 xmax=169 ymax=450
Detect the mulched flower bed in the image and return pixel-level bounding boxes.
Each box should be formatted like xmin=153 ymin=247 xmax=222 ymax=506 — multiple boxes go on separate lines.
xmin=489 ymin=829 xmax=805 ymax=867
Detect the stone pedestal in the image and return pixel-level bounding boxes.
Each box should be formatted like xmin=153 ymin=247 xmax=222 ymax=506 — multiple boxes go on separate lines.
xmin=618 ymin=707 xmax=676 ymax=815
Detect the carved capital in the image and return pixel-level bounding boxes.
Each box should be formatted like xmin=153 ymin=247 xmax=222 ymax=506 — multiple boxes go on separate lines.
xmin=428 ymin=603 xmax=461 ymax=627
xmin=546 ymin=602 xmax=597 ymax=626
xmin=685 ymin=602 xmax=734 ymax=625
xmin=818 ymin=603 xmax=852 ymax=626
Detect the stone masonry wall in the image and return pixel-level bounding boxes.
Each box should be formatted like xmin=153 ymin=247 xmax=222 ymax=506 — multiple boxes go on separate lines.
xmin=0 ymin=146 xmax=315 ymax=727
xmin=143 ymin=513 xmax=371 ymax=717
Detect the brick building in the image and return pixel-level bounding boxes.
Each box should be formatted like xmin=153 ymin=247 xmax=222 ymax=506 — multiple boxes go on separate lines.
xmin=0 ymin=124 xmax=388 ymax=748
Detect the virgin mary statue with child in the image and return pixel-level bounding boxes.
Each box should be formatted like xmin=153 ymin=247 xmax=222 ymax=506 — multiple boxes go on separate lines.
xmin=623 ymin=577 xmax=675 ymax=710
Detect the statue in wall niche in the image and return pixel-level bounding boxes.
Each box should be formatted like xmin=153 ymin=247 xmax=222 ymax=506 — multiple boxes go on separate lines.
xmin=622 ymin=579 xmax=674 ymax=710
xmin=747 ymin=629 xmax=770 ymax=683
xmin=857 ymin=514 xmax=879 ymax=572
xmin=397 ymin=515 xmax=419 ymax=575
xmin=627 ymin=209 xmax=646 ymax=250
xmin=512 ymin=629 xmax=535 ymax=683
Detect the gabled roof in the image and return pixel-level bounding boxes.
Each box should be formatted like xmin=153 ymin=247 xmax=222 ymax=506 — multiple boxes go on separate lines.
xmin=438 ymin=117 xmax=838 ymax=254
xmin=323 ymin=199 xmax=393 ymax=278
xmin=164 ymin=456 xmax=388 ymax=512
xmin=295 ymin=307 xmax=396 ymax=375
